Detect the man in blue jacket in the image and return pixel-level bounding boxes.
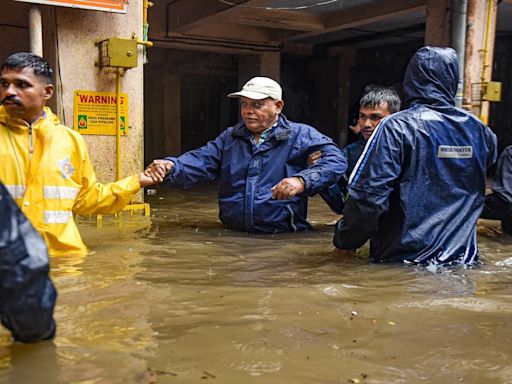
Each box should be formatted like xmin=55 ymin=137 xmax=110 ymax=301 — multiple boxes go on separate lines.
xmin=333 ymin=46 xmax=497 ymax=265
xmin=145 ymin=76 xmax=347 ymax=233
xmin=310 ymin=86 xmax=401 ymax=213
xmin=0 ymin=182 xmax=56 ymax=342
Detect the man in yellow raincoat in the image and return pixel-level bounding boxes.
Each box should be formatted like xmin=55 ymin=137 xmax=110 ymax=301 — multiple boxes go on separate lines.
xmin=0 ymin=52 xmax=154 ymax=256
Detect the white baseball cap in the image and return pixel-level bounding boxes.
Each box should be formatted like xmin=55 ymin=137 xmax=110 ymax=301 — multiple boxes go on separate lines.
xmin=227 ymin=76 xmax=282 ymax=100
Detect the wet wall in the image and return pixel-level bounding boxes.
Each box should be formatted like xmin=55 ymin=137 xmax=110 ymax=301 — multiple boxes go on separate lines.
xmin=490 ymin=34 xmax=512 ymax=151
xmin=0 ymin=0 xmax=145 ymax=200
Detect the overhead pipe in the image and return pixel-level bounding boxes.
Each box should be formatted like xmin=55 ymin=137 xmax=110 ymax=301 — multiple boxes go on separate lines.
xmin=450 ymin=0 xmax=467 ymax=108
xmin=29 ymin=5 xmax=43 ymax=56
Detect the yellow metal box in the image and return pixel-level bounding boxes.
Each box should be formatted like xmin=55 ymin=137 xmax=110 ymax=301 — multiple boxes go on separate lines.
xmin=97 ymin=38 xmax=138 ymax=68
xmin=483 ymin=81 xmax=502 ymax=102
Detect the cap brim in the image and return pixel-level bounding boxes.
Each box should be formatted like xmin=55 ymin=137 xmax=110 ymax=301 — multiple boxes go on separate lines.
xmin=227 ymin=90 xmax=270 ymax=100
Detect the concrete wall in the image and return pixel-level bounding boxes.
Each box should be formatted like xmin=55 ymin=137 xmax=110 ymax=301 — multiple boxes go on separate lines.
xmin=0 ymin=0 xmax=145 ymax=200
xmin=489 ymin=35 xmax=512 ymax=151
xmin=54 ymin=2 xmax=144 ymax=189
xmin=0 ymin=1 xmax=30 ymax=54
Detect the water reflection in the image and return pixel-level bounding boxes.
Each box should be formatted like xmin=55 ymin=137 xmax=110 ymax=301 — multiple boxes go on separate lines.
xmin=0 ymin=186 xmax=511 ymax=383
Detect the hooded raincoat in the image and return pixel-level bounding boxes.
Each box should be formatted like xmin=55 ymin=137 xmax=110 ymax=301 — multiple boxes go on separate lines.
xmin=333 ymin=46 xmax=497 ymax=265
xmin=164 ymin=115 xmax=347 ymax=233
xmin=0 ymin=106 xmax=141 ymax=256
xmin=0 ymin=182 xmax=56 ymax=342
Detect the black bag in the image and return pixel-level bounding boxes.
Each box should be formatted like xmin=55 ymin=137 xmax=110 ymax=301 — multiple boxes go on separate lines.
xmin=0 ymin=182 xmax=56 ymax=342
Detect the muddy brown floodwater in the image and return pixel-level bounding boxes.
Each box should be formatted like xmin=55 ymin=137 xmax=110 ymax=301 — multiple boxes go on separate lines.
xmin=1 ymin=185 xmax=511 ymax=383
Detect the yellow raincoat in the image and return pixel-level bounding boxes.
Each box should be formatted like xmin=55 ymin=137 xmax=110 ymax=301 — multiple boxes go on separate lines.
xmin=0 ymin=106 xmax=140 ymax=256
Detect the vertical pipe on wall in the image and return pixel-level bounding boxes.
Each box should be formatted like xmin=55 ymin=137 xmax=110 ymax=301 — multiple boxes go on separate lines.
xmin=479 ymin=0 xmax=496 ymax=125
xmin=29 ymin=6 xmax=43 ymax=56
xmin=116 ymin=68 xmax=122 ymax=181
xmin=450 ymin=0 xmax=467 ymax=108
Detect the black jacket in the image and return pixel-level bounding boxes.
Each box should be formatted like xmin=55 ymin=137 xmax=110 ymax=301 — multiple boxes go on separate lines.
xmin=0 ymin=182 xmax=56 ymax=342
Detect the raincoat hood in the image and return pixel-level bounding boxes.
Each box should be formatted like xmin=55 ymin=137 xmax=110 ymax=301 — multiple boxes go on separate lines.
xmin=403 ymin=46 xmax=459 ymax=107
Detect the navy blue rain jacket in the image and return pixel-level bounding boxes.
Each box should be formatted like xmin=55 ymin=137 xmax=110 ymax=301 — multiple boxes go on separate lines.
xmin=319 ymin=139 xmax=367 ymax=214
xmin=333 ymin=46 xmax=497 ymax=265
xmin=164 ymin=115 xmax=347 ymax=233
xmin=0 ymin=182 xmax=57 ymax=342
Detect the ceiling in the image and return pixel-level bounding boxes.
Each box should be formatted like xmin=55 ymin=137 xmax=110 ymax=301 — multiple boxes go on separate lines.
xmin=148 ymin=0 xmax=512 ymax=55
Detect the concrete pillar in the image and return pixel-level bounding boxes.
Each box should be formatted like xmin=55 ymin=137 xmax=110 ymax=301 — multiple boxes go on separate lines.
xmin=463 ymin=0 xmax=498 ymax=123
xmin=259 ymin=51 xmax=281 ymax=82
xmin=425 ymin=0 xmax=451 ymax=46
xmin=450 ymin=0 xmax=468 ymax=107
xmin=29 ymin=6 xmax=43 ymax=56
xmin=332 ymin=48 xmax=355 ymax=148
xmin=238 ymin=51 xmax=281 ymax=86
xmin=164 ymin=71 xmax=182 ymax=156
xmin=238 ymin=54 xmax=259 ymax=86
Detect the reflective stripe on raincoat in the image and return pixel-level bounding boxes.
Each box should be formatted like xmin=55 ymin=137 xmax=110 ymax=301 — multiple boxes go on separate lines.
xmin=333 ymin=46 xmax=497 ymax=265
xmin=0 ymin=106 xmax=141 ymax=256
xmin=164 ymin=115 xmax=347 ymax=233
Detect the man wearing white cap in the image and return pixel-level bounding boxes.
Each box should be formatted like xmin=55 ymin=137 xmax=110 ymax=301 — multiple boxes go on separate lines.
xmin=145 ymin=76 xmax=346 ymax=233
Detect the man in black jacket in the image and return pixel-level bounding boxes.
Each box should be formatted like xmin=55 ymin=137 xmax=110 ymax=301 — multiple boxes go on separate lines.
xmin=481 ymin=145 xmax=512 ymax=234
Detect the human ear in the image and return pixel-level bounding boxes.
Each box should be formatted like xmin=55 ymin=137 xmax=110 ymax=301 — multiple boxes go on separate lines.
xmin=275 ymin=100 xmax=284 ymax=113
xmin=43 ymin=84 xmax=54 ymax=100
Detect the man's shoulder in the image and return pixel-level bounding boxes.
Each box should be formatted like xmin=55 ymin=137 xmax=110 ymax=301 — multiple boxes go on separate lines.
xmin=283 ymin=119 xmax=328 ymax=140
xmin=44 ymin=113 xmax=86 ymax=147
xmin=284 ymin=118 xmax=315 ymax=132
xmin=51 ymin=120 xmax=84 ymax=140
xmin=375 ymin=109 xmax=416 ymax=137
xmin=344 ymin=139 xmax=366 ymax=151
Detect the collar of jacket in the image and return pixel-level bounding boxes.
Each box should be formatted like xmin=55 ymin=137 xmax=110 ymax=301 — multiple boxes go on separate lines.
xmin=231 ymin=114 xmax=292 ymax=141
xmin=0 ymin=106 xmax=59 ymax=135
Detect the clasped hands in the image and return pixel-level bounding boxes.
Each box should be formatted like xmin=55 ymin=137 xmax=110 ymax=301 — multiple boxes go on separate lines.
xmin=143 ymin=159 xmax=174 ymax=184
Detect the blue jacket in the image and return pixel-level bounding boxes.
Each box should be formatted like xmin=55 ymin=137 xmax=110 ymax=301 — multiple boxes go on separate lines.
xmin=0 ymin=182 xmax=56 ymax=342
xmin=319 ymin=139 xmax=367 ymax=214
xmin=164 ymin=115 xmax=347 ymax=233
xmin=333 ymin=46 xmax=497 ymax=265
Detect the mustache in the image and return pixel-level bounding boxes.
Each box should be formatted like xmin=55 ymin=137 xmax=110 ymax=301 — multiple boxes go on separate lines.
xmin=0 ymin=96 xmax=22 ymax=105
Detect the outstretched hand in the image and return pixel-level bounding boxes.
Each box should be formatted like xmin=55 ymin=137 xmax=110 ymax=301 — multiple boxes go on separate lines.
xmin=144 ymin=159 xmax=174 ymax=184
xmin=349 ymin=123 xmax=361 ymax=135
xmin=139 ymin=172 xmax=157 ymax=188
xmin=271 ymin=177 xmax=305 ymax=200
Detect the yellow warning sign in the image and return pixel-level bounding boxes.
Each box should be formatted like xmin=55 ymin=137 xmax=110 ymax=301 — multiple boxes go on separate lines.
xmin=15 ymin=0 xmax=127 ymax=13
xmin=73 ymin=90 xmax=128 ymax=135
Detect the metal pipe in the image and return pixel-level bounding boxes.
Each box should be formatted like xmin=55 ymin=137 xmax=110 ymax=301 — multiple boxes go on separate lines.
xmin=29 ymin=6 xmax=43 ymax=56
xmin=450 ymin=0 xmax=467 ymax=108
xmin=480 ymin=0 xmax=494 ymax=84
xmin=116 ymin=67 xmax=122 ymax=181
xmin=479 ymin=0 xmax=496 ymax=124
